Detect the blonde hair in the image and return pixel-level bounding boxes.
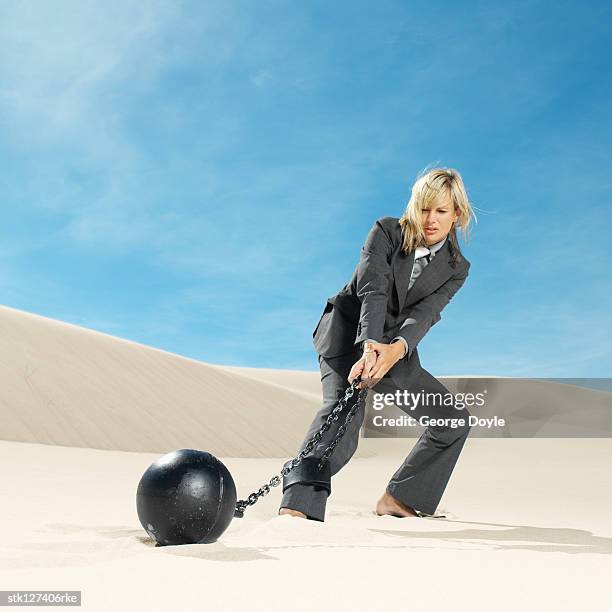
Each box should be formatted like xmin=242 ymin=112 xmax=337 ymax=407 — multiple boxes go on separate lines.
xmin=399 ymin=166 xmax=477 ymax=264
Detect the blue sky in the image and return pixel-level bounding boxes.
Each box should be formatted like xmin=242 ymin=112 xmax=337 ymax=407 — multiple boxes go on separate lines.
xmin=1 ymin=0 xmax=610 ymax=376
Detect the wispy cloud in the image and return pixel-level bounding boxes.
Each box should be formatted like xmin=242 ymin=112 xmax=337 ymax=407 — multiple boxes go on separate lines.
xmin=249 ymin=69 xmax=272 ymax=87
xmin=0 ymin=0 xmax=181 ymax=151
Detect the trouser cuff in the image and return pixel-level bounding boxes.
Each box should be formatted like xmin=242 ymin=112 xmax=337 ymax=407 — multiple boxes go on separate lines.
xmin=282 ymin=457 xmax=331 ymax=496
xmin=386 ymin=484 xmax=436 ymax=516
xmin=279 ymin=482 xmax=329 ymax=522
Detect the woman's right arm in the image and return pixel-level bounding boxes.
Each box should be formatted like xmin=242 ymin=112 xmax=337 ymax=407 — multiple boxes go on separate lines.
xmin=353 ymin=218 xmax=394 ymax=350
xmin=394 ymin=264 xmax=471 ymax=360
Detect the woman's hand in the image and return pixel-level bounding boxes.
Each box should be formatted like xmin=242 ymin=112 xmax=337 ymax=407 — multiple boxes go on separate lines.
xmin=368 ymin=341 xmax=405 ymax=382
xmin=348 ymin=349 xmax=378 ymax=389
xmin=348 ymin=341 xmax=405 ymax=389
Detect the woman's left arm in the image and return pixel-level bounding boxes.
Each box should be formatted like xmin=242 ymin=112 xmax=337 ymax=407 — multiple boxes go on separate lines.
xmin=352 ymin=262 xmax=471 ymax=386
xmin=395 ymin=263 xmax=471 ymax=361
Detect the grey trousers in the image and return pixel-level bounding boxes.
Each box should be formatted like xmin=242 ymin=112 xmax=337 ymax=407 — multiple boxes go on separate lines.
xmin=279 ymin=350 xmax=472 ymax=521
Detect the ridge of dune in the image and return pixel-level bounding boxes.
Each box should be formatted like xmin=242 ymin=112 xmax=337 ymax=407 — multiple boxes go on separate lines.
xmin=214 ymin=364 xmax=322 ymax=400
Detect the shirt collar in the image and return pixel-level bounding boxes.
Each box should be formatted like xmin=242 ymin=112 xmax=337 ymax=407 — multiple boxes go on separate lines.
xmin=415 ymin=235 xmax=447 ymax=258
xmin=428 ymin=235 xmax=447 ymax=255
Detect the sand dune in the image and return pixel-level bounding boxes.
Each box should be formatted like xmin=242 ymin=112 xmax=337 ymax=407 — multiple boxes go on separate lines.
xmin=1 ymin=304 xmax=610 ymax=611
xmin=0 ymin=304 xmax=330 ymax=456
xmin=3 ymin=304 xmax=609 ymax=458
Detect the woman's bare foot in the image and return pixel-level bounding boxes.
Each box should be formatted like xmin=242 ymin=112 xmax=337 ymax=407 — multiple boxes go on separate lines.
xmin=278 ymin=507 xmax=307 ymax=519
xmin=375 ymin=491 xmax=419 ymax=517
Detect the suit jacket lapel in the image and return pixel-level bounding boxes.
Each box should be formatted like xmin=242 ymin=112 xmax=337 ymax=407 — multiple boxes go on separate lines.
xmin=393 ymin=238 xmax=455 ymax=311
xmin=392 ymin=247 xmax=415 ymax=312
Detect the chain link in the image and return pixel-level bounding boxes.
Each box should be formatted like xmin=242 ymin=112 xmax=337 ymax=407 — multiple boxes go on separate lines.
xmin=234 ymin=374 xmax=369 ymax=518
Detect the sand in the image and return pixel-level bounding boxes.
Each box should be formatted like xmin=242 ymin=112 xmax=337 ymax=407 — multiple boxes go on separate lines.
xmin=0 ymin=304 xmax=610 ymax=611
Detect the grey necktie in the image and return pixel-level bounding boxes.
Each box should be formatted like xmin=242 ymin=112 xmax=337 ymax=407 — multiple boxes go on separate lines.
xmin=408 ymin=246 xmax=432 ymax=290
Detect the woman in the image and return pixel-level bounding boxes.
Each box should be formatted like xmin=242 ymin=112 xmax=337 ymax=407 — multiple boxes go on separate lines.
xmin=279 ymin=167 xmax=476 ymax=521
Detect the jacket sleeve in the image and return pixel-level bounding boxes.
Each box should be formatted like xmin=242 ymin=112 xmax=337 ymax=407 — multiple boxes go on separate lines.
xmin=396 ymin=263 xmax=470 ymax=360
xmin=353 ymin=218 xmax=394 ymax=347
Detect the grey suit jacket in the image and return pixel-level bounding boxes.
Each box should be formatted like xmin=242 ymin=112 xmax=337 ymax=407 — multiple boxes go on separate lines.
xmin=312 ymin=216 xmax=470 ymax=384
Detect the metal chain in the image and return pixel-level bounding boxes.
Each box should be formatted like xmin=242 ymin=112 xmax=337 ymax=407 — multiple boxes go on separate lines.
xmin=234 ymin=374 xmax=370 ymax=518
